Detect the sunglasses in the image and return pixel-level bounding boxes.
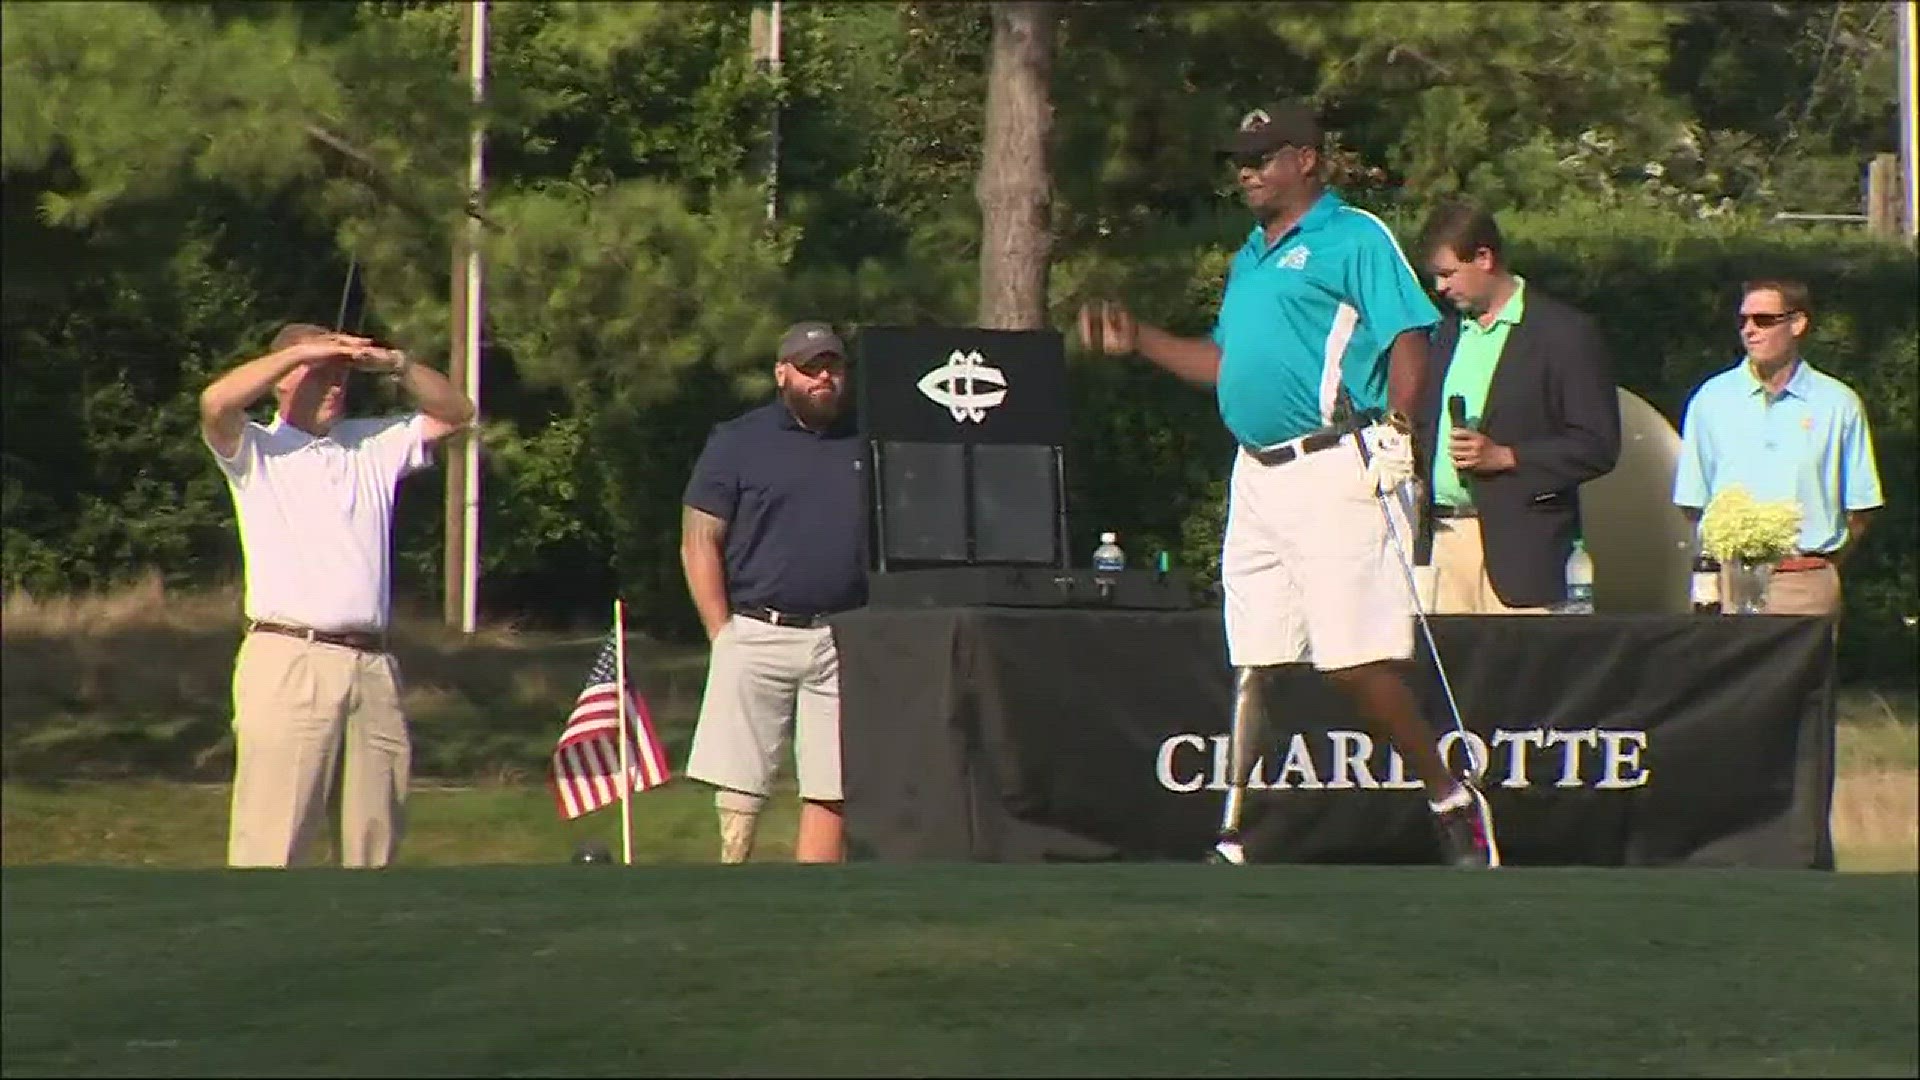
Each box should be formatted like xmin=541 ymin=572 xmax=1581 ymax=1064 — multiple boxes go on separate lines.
xmin=1231 ymin=146 xmax=1300 ymax=171
xmin=1737 ymin=311 xmax=1800 ymax=329
xmin=787 ymin=355 xmax=846 ymax=377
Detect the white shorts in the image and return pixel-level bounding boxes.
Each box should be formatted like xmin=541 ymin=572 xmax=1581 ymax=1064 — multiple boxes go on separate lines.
xmin=1221 ymin=438 xmax=1415 ymax=671
xmin=685 ymin=615 xmax=844 ymax=802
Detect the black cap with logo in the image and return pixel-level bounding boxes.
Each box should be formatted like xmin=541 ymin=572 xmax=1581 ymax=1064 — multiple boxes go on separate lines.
xmin=1222 ymin=101 xmax=1323 ymax=161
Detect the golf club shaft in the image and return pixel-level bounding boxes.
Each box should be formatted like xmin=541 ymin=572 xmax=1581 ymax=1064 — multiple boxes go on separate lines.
xmin=1376 ymin=479 xmax=1481 ymax=778
xmin=1345 ymin=426 xmax=1484 ymax=782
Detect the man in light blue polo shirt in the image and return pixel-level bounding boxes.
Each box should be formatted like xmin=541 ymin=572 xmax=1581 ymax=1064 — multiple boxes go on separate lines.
xmin=1674 ymin=278 xmax=1883 ymax=615
xmin=1077 ymin=101 xmax=1499 ymax=870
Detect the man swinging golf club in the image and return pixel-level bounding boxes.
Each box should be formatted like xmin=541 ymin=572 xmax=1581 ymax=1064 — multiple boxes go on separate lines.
xmin=1077 ymin=101 xmax=1498 ymax=868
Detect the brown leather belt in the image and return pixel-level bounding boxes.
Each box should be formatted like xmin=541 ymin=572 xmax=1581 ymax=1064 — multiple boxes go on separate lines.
xmin=1775 ymin=554 xmax=1833 ymax=574
xmin=1432 ymin=504 xmax=1479 ymax=519
xmin=249 ymin=620 xmax=388 ymax=653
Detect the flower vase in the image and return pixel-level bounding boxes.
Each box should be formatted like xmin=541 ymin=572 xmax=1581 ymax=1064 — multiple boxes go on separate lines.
xmin=1722 ymin=557 xmax=1775 ymax=614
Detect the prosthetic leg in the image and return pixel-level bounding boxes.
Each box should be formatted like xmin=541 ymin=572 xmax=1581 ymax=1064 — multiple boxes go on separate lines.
xmin=1208 ymin=665 xmax=1270 ymax=865
xmin=715 ymin=789 xmax=765 ymax=865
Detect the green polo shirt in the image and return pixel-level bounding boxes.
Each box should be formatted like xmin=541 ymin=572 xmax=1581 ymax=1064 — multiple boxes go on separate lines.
xmin=1432 ymin=277 xmax=1526 ymax=509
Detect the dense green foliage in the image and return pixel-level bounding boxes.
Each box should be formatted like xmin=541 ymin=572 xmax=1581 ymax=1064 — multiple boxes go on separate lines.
xmin=3 ymin=2 xmax=1914 ymax=679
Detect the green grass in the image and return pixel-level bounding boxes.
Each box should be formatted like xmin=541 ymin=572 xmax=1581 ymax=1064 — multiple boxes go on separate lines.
xmin=4 ymin=586 xmax=1913 ymax=872
xmin=0 ymin=778 xmax=806 ymax=868
xmin=2 ymin=703 xmax=1912 ymax=872
xmin=2 ymin=865 xmax=1914 ymax=1077
xmin=4 ymin=700 xmax=1910 ymax=870
xmin=1837 ymin=689 xmax=1920 ymax=773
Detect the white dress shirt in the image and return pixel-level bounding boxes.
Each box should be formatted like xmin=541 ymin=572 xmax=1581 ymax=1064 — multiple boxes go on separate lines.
xmin=209 ymin=414 xmax=432 ymax=632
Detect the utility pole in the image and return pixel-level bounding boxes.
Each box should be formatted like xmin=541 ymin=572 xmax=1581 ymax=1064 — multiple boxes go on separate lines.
xmin=445 ymin=0 xmax=487 ymax=631
xmin=1896 ymin=0 xmax=1918 ymax=242
xmin=751 ymin=0 xmax=783 ymax=222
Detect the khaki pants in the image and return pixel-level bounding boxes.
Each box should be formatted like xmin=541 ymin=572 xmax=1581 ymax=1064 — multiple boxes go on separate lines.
xmin=1430 ymin=517 xmax=1554 ymax=616
xmin=227 ymin=632 xmax=410 ymax=868
xmin=1760 ymin=564 xmax=1843 ymax=616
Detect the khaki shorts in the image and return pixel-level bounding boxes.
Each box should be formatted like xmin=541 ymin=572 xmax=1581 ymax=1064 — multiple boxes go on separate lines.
xmin=685 ymin=615 xmax=843 ymax=802
xmin=1221 ymin=441 xmax=1415 ymax=671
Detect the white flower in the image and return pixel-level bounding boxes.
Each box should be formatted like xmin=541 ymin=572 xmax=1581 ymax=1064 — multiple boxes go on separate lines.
xmin=1700 ymin=485 xmax=1803 ymax=563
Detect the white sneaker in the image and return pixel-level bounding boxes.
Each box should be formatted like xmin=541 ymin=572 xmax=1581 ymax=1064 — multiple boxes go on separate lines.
xmin=1434 ymin=781 xmax=1501 ymax=869
xmin=1207 ymin=837 xmax=1248 ymax=865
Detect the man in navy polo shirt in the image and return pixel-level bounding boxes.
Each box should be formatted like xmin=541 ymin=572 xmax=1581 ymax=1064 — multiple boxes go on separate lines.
xmin=681 ymin=321 xmax=868 ymax=864
xmin=1078 ymin=102 xmax=1499 ymax=869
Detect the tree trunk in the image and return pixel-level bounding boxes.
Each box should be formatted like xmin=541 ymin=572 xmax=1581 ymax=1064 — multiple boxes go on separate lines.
xmin=975 ymin=1 xmax=1055 ymax=330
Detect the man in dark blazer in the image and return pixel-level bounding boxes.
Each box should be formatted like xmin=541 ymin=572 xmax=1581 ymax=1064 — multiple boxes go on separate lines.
xmin=1412 ymin=200 xmax=1621 ymax=612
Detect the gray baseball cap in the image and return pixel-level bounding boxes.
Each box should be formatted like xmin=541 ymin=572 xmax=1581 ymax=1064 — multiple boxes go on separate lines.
xmin=777 ymin=321 xmax=846 ymax=366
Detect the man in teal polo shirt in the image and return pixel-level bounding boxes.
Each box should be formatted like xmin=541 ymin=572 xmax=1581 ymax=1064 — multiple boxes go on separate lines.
xmin=1414 ymin=200 xmax=1620 ymax=614
xmin=1673 ymin=278 xmax=1883 ymax=615
xmin=1077 ymin=102 xmax=1499 ymax=869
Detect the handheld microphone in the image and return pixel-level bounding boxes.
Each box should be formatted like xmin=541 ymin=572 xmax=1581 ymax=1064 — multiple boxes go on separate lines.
xmin=1447 ymin=394 xmax=1470 ymax=430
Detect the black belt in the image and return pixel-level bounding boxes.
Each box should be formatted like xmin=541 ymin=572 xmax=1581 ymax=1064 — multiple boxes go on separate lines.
xmin=732 ymin=606 xmax=836 ymax=629
xmin=1432 ymin=504 xmax=1479 ymax=519
xmin=249 ymin=620 xmax=388 ymax=653
xmin=1243 ymin=423 xmax=1360 ymax=468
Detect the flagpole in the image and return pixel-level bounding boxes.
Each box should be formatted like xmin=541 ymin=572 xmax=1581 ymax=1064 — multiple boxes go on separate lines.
xmin=613 ymin=597 xmax=634 ymax=867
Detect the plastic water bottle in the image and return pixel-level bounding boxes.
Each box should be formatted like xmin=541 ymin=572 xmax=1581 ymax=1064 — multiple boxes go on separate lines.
xmin=1561 ymin=540 xmax=1595 ymax=614
xmin=1092 ymin=532 xmax=1127 ymax=573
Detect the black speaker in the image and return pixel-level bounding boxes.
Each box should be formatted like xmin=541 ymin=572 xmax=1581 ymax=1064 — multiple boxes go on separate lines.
xmin=971 ymin=444 xmax=1058 ymax=563
xmin=876 ymin=442 xmax=967 ymax=563
xmin=873 ymin=441 xmax=1065 ymax=566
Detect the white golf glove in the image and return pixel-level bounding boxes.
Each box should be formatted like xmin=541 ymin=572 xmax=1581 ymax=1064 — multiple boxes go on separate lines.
xmin=1359 ymin=421 xmax=1415 ymax=496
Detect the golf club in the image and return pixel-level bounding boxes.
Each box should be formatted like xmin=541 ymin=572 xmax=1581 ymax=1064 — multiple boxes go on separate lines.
xmin=1347 ymin=415 xmax=1487 ymax=784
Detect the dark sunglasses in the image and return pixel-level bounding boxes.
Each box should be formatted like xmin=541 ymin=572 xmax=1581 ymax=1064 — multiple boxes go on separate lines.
xmin=1737 ymin=311 xmax=1800 ymax=329
xmin=1230 ymin=146 xmax=1299 ymax=171
xmin=788 ymin=355 xmax=846 ymax=376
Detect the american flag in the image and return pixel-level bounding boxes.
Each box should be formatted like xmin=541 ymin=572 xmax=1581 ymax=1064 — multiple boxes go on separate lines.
xmin=550 ymin=631 xmax=672 ymax=819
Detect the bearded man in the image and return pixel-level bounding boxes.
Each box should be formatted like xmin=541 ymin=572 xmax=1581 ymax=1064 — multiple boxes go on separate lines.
xmin=679 ymin=321 xmax=867 ymax=863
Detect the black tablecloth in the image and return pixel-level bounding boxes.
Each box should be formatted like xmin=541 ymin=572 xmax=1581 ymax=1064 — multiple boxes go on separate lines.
xmin=830 ymin=609 xmax=1837 ymax=867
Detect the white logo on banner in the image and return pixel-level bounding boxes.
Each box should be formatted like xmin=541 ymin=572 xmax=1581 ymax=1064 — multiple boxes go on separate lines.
xmin=1152 ymin=727 xmax=1652 ymax=793
xmin=916 ymin=350 xmax=1008 ymax=423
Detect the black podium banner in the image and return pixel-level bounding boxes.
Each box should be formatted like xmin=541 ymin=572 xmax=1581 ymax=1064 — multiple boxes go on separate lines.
xmin=853 ymin=327 xmax=1070 ymax=445
xmin=830 ymin=610 xmax=1838 ymax=868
